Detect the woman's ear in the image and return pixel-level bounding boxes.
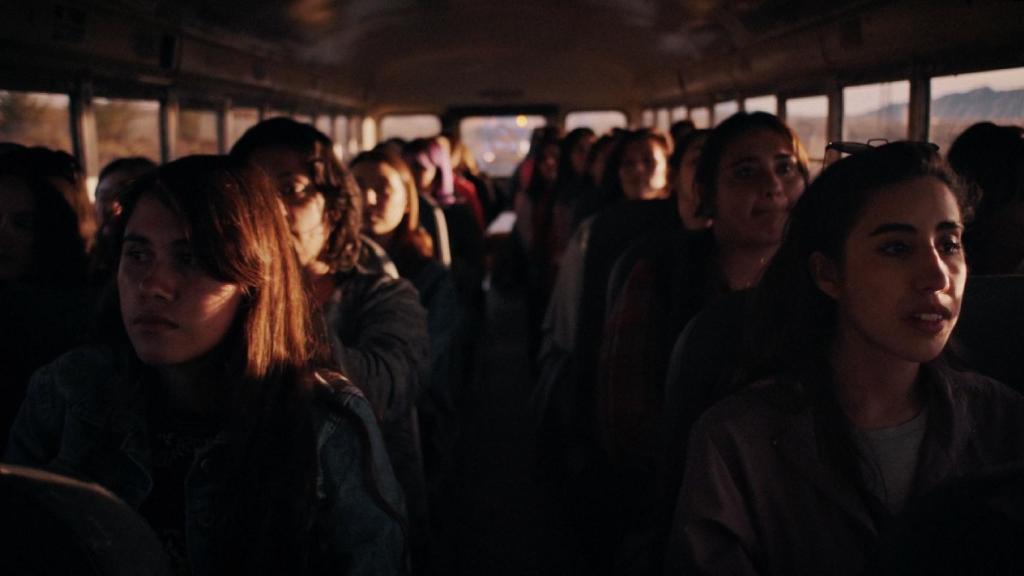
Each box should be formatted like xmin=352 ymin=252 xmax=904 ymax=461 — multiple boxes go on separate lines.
xmin=810 ymin=251 xmax=841 ymax=300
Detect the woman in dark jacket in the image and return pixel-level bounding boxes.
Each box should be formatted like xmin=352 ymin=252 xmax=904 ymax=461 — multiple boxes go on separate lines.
xmin=668 ymin=142 xmax=1024 ymax=575
xmin=6 ymin=156 xmax=404 ymax=575
xmin=231 ymin=119 xmax=429 ymax=561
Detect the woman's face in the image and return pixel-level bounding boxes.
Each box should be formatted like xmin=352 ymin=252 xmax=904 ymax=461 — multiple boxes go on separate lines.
xmin=712 ymin=128 xmax=805 ymax=249
xmin=676 ymin=138 xmax=710 ymax=230
xmin=817 ymin=176 xmax=966 ymax=364
xmin=247 ymin=147 xmax=330 ymax=267
xmin=118 ymin=193 xmax=242 ymax=367
xmin=0 ymin=175 xmax=35 ymax=281
xmin=353 ymin=161 xmax=408 ymax=237
xmin=408 ymin=153 xmax=437 ymax=194
xmin=536 ymin=143 xmax=560 ymax=185
xmin=619 ymin=139 xmax=668 ymax=200
xmin=570 ymin=134 xmax=596 ymax=176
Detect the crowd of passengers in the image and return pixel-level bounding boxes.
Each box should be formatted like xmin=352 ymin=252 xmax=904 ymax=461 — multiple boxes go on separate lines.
xmin=0 ymin=113 xmax=1022 ymax=575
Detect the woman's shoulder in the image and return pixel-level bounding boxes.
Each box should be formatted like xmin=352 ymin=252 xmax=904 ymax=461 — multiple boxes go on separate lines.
xmin=937 ymin=364 xmax=1024 ymax=416
xmin=29 ymin=346 xmax=121 ymax=404
xmin=308 ymin=370 xmax=377 ymax=431
xmin=693 ymin=377 xmax=807 ymax=441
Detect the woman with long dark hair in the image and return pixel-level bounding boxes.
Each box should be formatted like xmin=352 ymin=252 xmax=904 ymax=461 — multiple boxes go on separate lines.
xmin=668 ymin=142 xmax=1024 ymax=575
xmin=6 ymin=156 xmax=405 ymax=575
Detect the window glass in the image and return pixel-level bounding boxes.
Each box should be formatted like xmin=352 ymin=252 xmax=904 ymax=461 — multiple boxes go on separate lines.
xmin=930 ymin=66 xmax=1024 ymax=155
xmin=229 ymin=107 xmax=259 ymax=148
xmin=94 ymin=97 xmax=160 ymax=169
xmin=714 ymin=101 xmax=740 ymax=125
xmin=0 ymin=90 xmax=72 ymax=153
xmin=671 ymin=106 xmax=688 ymax=122
xmin=459 ymin=115 xmax=546 ymax=177
xmin=315 ymin=115 xmax=333 ymax=139
xmin=690 ymin=108 xmax=710 ymax=128
xmin=656 ymin=108 xmax=671 ymax=132
xmin=293 ymin=113 xmax=313 ymax=124
xmin=744 ymin=95 xmax=777 ymax=115
xmin=842 ymin=81 xmax=910 ymax=142
xmin=379 ymin=114 xmax=441 ymax=141
xmin=640 ymin=109 xmax=654 ymax=127
xmin=785 ymin=95 xmax=828 ymax=173
xmin=176 ymin=109 xmax=219 ymax=158
xmin=334 ymin=116 xmax=349 ymax=160
xmin=361 ymin=117 xmax=377 ymax=151
xmin=565 ymin=110 xmax=627 ymax=136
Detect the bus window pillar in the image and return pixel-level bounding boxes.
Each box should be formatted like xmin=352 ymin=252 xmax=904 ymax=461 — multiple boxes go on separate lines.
xmin=217 ymin=100 xmax=231 ymax=154
xmin=777 ymin=98 xmax=787 ymax=124
xmin=160 ymin=95 xmax=179 ymax=162
xmin=70 ymin=81 xmax=100 ymax=198
xmin=827 ymin=83 xmax=843 ymax=144
xmin=908 ymin=72 xmax=930 ymax=142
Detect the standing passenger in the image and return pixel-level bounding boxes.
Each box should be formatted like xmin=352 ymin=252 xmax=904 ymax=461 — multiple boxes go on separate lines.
xmin=668 ymin=142 xmax=1024 ymax=575
xmin=6 ymin=156 xmax=405 ymax=575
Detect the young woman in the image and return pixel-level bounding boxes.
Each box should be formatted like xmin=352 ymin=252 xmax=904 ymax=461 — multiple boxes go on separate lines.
xmin=5 ymin=156 xmax=405 ymax=575
xmin=668 ymin=142 xmax=1024 ymax=575
xmin=350 ymin=149 xmax=461 ymax=487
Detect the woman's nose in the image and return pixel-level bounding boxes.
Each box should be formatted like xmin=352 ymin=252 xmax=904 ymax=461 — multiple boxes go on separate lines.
xmin=138 ymin=262 xmax=176 ymax=301
xmin=915 ymin=248 xmax=953 ymax=293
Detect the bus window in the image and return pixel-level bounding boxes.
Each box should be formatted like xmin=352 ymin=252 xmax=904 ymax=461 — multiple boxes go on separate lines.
xmin=671 ymin=106 xmax=688 ymax=122
xmin=714 ymin=101 xmax=740 ymax=125
xmin=176 ymin=108 xmax=219 ymax=158
xmin=656 ymin=108 xmax=671 ymax=132
xmin=565 ymin=110 xmax=626 ymax=136
xmin=744 ymin=95 xmax=777 ymax=115
xmin=930 ymin=66 xmax=1024 ymax=154
xmin=94 ymin=97 xmax=160 ymax=170
xmin=229 ymin=107 xmax=260 ymax=147
xmin=315 ymin=115 xmax=333 ymax=139
xmin=293 ymin=113 xmax=313 ymax=124
xmin=842 ymin=81 xmax=910 ymax=142
xmin=0 ymin=90 xmax=72 ymax=153
xmin=361 ymin=117 xmax=378 ymax=150
xmin=380 ymin=114 xmax=442 ymax=142
xmin=460 ymin=115 xmax=546 ymax=177
xmin=334 ymin=116 xmax=349 ymax=160
xmin=786 ymin=95 xmax=828 ymax=173
xmin=640 ymin=109 xmax=655 ymax=128
xmin=690 ymin=108 xmax=710 ymax=128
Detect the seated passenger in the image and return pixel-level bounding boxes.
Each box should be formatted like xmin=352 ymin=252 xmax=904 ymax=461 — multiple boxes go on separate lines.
xmin=90 ymin=156 xmax=158 ymax=286
xmin=0 ymin=149 xmax=90 ymax=450
xmin=6 ymin=155 xmax=405 ymax=575
xmin=667 ymin=142 xmax=1024 ymax=575
xmin=947 ymin=121 xmax=1024 ymax=274
xmin=597 ymin=115 xmax=806 ymax=574
xmin=231 ymin=119 xmax=429 ymax=554
xmin=350 ymin=149 xmax=461 ymax=496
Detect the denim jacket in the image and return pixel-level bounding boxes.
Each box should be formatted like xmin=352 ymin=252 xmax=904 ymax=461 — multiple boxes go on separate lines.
xmin=5 ymin=346 xmax=406 ymax=576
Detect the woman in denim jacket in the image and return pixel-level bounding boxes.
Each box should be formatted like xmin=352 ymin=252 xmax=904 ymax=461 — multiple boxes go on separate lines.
xmin=6 ymin=156 xmax=405 ymax=575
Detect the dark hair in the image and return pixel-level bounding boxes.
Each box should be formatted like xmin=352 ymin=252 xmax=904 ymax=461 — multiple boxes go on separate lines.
xmin=230 ymin=117 xmax=362 ymax=272
xmin=600 ymin=128 xmax=672 ymax=202
xmin=105 ymin=155 xmax=325 ymax=572
xmin=0 ymin=148 xmax=88 ymax=287
xmin=98 ymin=156 xmax=157 ymax=183
xmin=668 ymin=128 xmax=710 ymax=173
xmin=746 ymin=141 xmax=964 ymax=381
xmin=694 ymin=112 xmax=809 ymax=217
xmin=558 ymin=127 xmax=596 ymax=180
xmin=947 ymin=122 xmax=1024 ymax=273
xmin=351 ymin=149 xmax=434 ymax=266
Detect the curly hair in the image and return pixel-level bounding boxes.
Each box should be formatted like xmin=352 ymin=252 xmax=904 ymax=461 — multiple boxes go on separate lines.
xmin=231 ymin=117 xmax=362 ymax=272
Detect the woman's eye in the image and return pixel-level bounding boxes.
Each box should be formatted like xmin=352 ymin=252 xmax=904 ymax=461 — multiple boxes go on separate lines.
xmin=733 ymin=166 xmax=756 ymax=179
xmin=123 ymin=248 xmax=152 ymax=263
xmin=775 ymin=160 xmax=796 ymax=176
xmin=939 ymin=236 xmax=963 ymax=255
xmin=879 ymin=241 xmax=911 ymax=256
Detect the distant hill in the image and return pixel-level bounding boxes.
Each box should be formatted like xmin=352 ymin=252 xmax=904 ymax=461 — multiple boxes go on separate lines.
xmin=858 ymin=87 xmax=1024 ymax=120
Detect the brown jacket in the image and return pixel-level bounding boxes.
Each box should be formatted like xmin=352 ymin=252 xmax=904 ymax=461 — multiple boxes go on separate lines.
xmin=667 ymin=363 xmax=1024 ymax=575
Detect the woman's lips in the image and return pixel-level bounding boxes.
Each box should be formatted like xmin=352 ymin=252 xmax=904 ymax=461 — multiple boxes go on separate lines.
xmin=131 ymin=313 xmax=179 ymax=330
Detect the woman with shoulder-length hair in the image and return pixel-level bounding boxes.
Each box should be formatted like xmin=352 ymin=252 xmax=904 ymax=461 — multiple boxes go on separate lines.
xmin=6 ymin=155 xmax=405 ymax=575
xmin=668 ymin=142 xmax=1024 ymax=575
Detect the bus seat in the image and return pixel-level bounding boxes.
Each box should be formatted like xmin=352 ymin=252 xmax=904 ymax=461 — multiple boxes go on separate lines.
xmin=0 ymin=464 xmax=171 ymax=575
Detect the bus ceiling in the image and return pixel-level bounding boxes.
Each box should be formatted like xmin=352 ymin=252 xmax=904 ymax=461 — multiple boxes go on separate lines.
xmin=0 ymin=0 xmax=1022 ymax=115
